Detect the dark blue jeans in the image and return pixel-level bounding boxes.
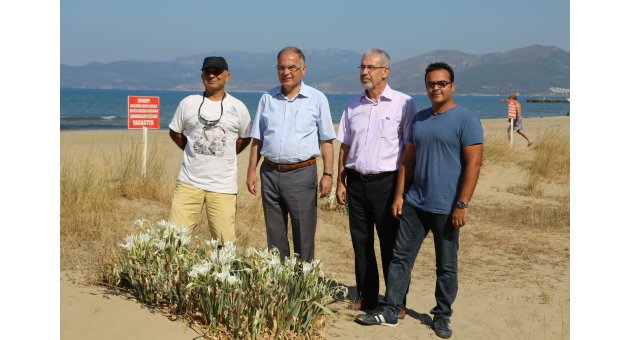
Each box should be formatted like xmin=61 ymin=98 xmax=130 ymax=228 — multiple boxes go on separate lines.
xmin=383 ymin=200 xmax=459 ymax=317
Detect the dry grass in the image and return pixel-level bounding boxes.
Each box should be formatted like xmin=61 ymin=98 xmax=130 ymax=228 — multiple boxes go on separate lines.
xmin=523 ymin=129 xmax=570 ymax=195
xmin=60 ymin=141 xmax=174 ymax=273
xmin=481 ymin=132 xmax=523 ymax=167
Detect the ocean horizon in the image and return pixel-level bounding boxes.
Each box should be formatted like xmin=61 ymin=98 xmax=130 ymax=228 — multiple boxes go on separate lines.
xmin=61 ymin=88 xmax=570 ymax=131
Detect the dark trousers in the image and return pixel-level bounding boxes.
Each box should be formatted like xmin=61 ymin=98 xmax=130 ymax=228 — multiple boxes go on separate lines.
xmin=347 ymin=170 xmax=399 ymax=309
xmin=384 ymin=200 xmax=459 ymax=317
xmin=260 ymin=162 xmax=318 ymax=261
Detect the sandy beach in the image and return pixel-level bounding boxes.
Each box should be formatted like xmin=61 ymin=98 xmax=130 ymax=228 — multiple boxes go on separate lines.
xmin=61 ymin=116 xmax=570 ymax=339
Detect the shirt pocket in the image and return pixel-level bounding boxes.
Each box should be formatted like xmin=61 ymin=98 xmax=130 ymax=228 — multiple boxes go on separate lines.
xmin=378 ymin=118 xmax=400 ymax=139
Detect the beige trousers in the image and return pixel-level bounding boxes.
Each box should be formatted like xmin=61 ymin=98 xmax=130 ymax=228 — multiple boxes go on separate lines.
xmin=169 ymin=181 xmax=236 ymax=243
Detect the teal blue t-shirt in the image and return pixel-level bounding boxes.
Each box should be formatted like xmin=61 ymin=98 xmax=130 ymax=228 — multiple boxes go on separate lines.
xmin=405 ymin=105 xmax=484 ymax=214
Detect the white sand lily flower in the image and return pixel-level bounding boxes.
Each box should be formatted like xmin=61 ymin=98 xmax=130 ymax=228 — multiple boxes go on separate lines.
xmin=302 ymin=262 xmax=313 ymax=274
xmin=119 ymin=235 xmax=134 ymax=250
xmin=189 ymin=261 xmax=212 ymax=278
xmin=222 ymin=241 xmax=236 ymax=252
xmin=134 ymin=218 xmax=147 ymax=227
xmin=174 ymin=225 xmax=188 ymax=236
xmin=157 ymin=219 xmax=169 ymax=229
xmin=138 ymin=232 xmax=151 ymax=244
xmin=215 ymin=269 xmax=229 ymax=281
xmin=269 ymin=256 xmax=281 ymax=267
xmin=227 ymin=275 xmax=240 ymax=286
xmin=244 ymin=247 xmax=257 ymax=257
xmin=179 ymin=234 xmax=191 ymax=246
xmin=205 ymin=239 xmax=219 ymax=249
xmin=153 ymin=240 xmax=166 ymax=250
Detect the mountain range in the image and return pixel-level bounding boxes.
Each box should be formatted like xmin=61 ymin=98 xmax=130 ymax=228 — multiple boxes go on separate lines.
xmin=61 ymin=45 xmax=569 ymax=95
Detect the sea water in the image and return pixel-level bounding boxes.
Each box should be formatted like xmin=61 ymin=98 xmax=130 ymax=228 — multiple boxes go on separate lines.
xmin=60 ymin=88 xmax=570 ymax=131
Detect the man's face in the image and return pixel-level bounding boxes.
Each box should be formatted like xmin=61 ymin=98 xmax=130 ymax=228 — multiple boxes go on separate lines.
xmin=201 ymin=67 xmax=230 ymax=93
xmin=425 ymin=69 xmax=455 ymax=106
xmin=359 ymin=53 xmax=389 ymax=90
xmin=277 ymin=51 xmax=306 ymax=90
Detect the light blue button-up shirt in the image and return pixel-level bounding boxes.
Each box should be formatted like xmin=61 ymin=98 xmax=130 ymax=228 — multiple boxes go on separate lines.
xmin=249 ymin=82 xmax=336 ymax=164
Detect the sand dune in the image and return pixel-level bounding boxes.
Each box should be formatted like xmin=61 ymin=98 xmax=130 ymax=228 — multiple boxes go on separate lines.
xmin=61 ymin=116 xmax=570 ymax=339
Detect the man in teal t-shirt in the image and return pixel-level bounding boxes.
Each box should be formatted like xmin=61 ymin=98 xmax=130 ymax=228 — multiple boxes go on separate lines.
xmin=356 ymin=62 xmax=483 ymax=339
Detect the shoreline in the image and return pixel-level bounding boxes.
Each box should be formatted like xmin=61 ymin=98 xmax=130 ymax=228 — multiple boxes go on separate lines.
xmin=60 ymin=116 xmax=570 ymax=134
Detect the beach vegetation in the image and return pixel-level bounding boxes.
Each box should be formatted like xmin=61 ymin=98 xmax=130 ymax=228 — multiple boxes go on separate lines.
xmin=524 ymin=129 xmax=570 ymax=196
xmin=60 ymin=140 xmax=174 ymax=275
xmin=110 ymin=219 xmax=346 ymax=339
xmin=481 ymin=133 xmax=522 ymax=167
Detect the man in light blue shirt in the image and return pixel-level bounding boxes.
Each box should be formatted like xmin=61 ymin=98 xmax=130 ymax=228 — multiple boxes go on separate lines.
xmin=247 ymin=46 xmax=336 ymax=261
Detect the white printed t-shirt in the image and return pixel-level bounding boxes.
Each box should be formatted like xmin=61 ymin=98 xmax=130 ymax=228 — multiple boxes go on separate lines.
xmin=169 ymin=93 xmax=251 ymax=194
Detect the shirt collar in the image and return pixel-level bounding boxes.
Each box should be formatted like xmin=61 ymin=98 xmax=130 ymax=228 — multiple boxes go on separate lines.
xmin=271 ymin=81 xmax=309 ymax=99
xmin=361 ymin=83 xmax=393 ymax=103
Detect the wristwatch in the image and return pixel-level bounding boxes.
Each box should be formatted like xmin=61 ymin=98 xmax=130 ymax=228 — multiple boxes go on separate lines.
xmin=455 ymin=200 xmax=468 ymax=209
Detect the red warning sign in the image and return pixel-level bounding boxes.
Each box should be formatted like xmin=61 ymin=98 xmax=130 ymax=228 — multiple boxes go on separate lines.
xmin=128 ymin=96 xmax=160 ymax=129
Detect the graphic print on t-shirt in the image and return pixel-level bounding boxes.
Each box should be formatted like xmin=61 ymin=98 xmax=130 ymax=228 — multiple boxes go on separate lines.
xmin=192 ymin=124 xmax=227 ymax=157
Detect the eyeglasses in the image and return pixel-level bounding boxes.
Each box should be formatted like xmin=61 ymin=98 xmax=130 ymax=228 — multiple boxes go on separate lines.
xmin=276 ymin=65 xmax=303 ymax=73
xmin=358 ymin=65 xmax=387 ymax=72
xmin=198 ymin=93 xmax=225 ymax=127
xmin=425 ymin=81 xmax=452 ymax=89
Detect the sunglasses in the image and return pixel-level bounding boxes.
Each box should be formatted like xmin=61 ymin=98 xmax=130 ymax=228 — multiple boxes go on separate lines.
xmin=202 ymin=68 xmax=225 ymax=77
xmin=425 ymin=81 xmax=452 ymax=89
xmin=198 ymin=93 xmax=225 ymax=127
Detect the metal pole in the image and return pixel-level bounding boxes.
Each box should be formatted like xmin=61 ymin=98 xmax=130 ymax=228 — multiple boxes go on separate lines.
xmin=142 ymin=125 xmax=147 ymax=176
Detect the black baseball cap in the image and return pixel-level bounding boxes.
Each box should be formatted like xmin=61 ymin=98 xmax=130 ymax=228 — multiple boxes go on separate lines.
xmin=201 ymin=56 xmax=228 ymax=71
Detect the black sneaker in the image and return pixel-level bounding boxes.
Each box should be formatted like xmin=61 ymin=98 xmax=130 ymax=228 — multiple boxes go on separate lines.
xmin=432 ymin=314 xmax=452 ymax=338
xmin=355 ymin=311 xmax=398 ymax=327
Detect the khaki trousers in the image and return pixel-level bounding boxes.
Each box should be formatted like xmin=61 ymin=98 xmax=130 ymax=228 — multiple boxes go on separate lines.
xmin=169 ymin=181 xmax=236 ymax=243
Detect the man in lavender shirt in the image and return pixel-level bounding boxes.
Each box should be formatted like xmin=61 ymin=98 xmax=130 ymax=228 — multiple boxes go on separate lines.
xmin=336 ymin=49 xmax=416 ymax=316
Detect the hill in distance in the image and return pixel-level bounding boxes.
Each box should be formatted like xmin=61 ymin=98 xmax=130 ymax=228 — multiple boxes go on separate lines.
xmin=61 ymin=45 xmax=569 ymax=95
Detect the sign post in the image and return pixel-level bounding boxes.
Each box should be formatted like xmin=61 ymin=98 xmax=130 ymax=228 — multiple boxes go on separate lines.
xmin=128 ymin=96 xmax=160 ymax=176
xmin=507 ymin=99 xmax=517 ymax=147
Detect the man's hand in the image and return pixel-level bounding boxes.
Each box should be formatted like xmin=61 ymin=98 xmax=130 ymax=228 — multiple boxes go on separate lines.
xmin=246 ymin=139 xmax=262 ymax=195
xmin=391 ymin=195 xmax=404 ymax=219
xmin=319 ymin=175 xmax=332 ymax=198
xmin=336 ymin=181 xmax=347 ymax=205
xmin=451 ymin=207 xmax=468 ymax=228
xmin=247 ymin=169 xmax=258 ymax=195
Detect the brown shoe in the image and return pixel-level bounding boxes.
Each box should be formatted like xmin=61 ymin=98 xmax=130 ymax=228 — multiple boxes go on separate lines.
xmin=349 ymin=299 xmax=363 ymax=311
xmin=397 ymin=306 xmax=406 ymax=319
xmin=349 ymin=299 xmax=377 ymax=311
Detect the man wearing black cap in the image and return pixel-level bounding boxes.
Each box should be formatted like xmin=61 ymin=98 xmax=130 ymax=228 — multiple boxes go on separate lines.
xmin=168 ymin=56 xmax=252 ymax=243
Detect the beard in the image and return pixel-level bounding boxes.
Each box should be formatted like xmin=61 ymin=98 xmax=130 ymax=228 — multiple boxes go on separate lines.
xmin=361 ymin=80 xmax=374 ymax=90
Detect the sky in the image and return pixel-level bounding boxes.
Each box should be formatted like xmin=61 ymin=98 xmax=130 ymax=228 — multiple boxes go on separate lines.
xmin=5 ymin=1 xmax=630 ymax=339
xmin=60 ymin=0 xmax=570 ymax=66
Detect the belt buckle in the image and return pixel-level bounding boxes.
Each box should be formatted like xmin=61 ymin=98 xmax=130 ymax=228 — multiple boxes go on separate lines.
xmin=359 ymin=173 xmax=369 ymax=182
xmin=278 ymin=164 xmax=289 ymax=171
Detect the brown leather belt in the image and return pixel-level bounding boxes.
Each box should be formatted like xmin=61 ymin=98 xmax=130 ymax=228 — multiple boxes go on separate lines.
xmin=265 ymin=158 xmax=316 ymax=172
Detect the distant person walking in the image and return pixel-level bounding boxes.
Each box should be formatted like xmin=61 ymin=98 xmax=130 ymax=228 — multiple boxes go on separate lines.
xmin=246 ymin=46 xmax=336 ymax=262
xmin=507 ymin=93 xmax=533 ymax=147
xmin=335 ymin=48 xmax=416 ymax=316
xmin=356 ymin=62 xmax=484 ymax=339
xmin=168 ymin=56 xmax=251 ymax=243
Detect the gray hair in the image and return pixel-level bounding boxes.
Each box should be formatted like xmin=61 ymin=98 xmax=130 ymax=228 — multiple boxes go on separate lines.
xmin=277 ymin=46 xmax=305 ymax=65
xmin=362 ymin=48 xmax=391 ymax=67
